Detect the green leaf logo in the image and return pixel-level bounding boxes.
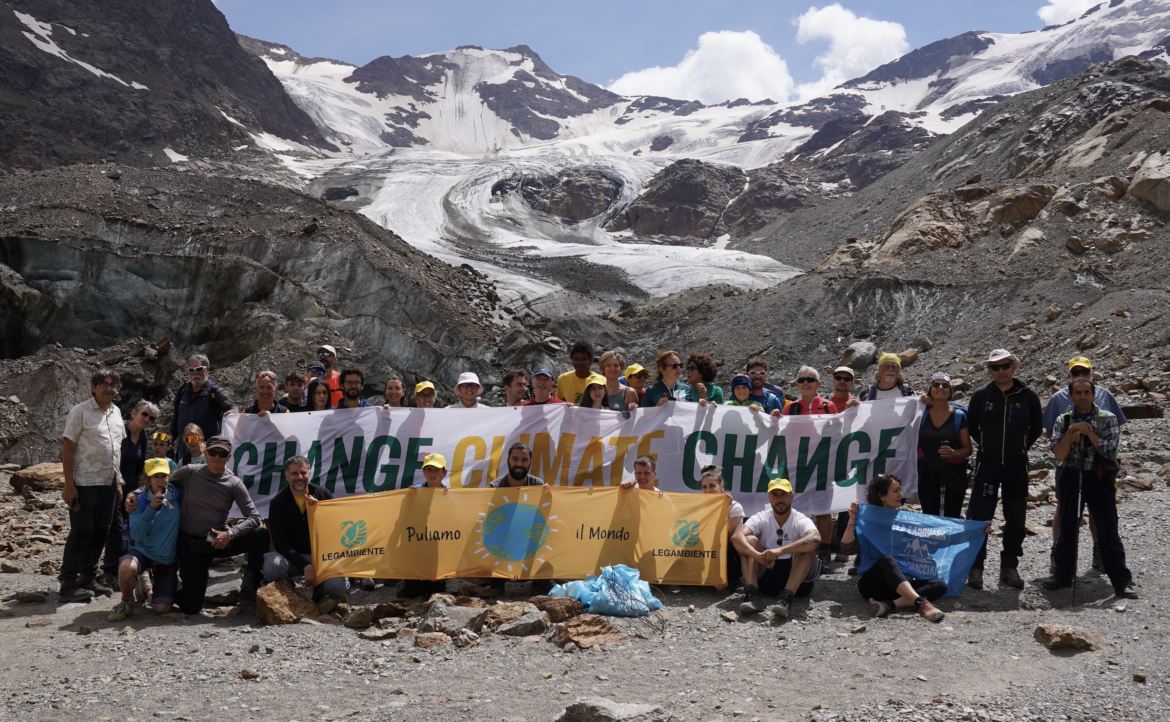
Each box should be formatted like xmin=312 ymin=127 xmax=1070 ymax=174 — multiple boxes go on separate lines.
xmin=672 ymin=520 xmax=700 ymax=548
xmin=340 ymin=520 xmax=367 ymax=549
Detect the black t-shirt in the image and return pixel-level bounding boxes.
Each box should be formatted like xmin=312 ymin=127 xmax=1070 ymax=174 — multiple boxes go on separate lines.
xmin=276 ymin=395 xmax=310 ymax=412
xmin=918 ymin=408 xmax=967 ymax=463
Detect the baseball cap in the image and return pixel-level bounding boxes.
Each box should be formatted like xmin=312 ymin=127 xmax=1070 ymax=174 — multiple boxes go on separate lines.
xmin=534 ymin=368 xmax=554 ymax=379
xmin=624 ymin=363 xmax=648 ymax=378
xmin=730 ymin=374 xmax=752 ymax=390
xmin=456 ymin=372 xmax=482 ymax=391
xmin=983 ymin=349 xmax=1020 ymax=367
xmin=317 ymin=344 xmax=337 ymax=357
xmin=415 ymin=380 xmax=436 ymax=394
xmin=422 ymin=453 xmax=447 ymax=470
xmin=833 ymin=366 xmax=855 ymax=379
xmin=584 ymin=373 xmax=607 ymax=387
xmin=1068 ymin=356 xmax=1092 ymax=370
xmin=205 ymin=435 xmax=232 ymax=453
xmin=767 ymin=478 xmax=793 ymax=493
xmin=144 ymin=458 xmax=171 ymax=477
xmin=307 ymin=361 xmax=326 ymax=374
xmin=878 ymin=353 xmax=902 ymax=368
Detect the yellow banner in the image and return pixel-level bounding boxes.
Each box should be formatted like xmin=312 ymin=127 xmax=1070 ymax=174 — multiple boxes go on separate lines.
xmin=308 ymin=487 xmax=729 ymax=586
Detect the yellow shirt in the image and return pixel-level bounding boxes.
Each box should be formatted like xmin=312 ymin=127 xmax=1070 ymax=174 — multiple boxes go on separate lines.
xmin=294 ymin=494 xmax=306 ymax=514
xmin=556 ymin=371 xmax=593 ymax=404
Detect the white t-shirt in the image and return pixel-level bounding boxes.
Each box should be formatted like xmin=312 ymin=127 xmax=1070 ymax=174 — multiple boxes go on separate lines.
xmin=873 ymin=386 xmax=904 ymax=400
xmin=728 ymin=498 xmax=745 ymax=533
xmin=743 ymin=508 xmax=816 ymax=560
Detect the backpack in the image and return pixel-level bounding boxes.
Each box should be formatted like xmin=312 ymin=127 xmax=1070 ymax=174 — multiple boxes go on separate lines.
xmin=786 ymin=396 xmax=830 ymax=415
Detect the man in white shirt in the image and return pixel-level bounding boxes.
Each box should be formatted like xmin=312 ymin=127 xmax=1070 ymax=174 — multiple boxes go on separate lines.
xmin=59 ymin=369 xmax=127 ymax=602
xmin=732 ymin=478 xmax=822 ymax=620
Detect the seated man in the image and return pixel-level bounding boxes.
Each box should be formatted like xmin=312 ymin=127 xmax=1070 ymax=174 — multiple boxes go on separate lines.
xmin=732 ymin=478 xmax=822 ymax=620
xmin=108 ymin=458 xmax=181 ymax=621
xmin=619 ymin=455 xmax=658 ymax=490
xmin=262 ymin=456 xmax=348 ymax=602
xmin=487 ymin=442 xmax=547 ymax=487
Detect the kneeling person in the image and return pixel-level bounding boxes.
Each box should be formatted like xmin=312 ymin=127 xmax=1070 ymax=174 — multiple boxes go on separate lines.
xmin=109 ymin=459 xmax=181 ymax=621
xmin=263 ymin=456 xmax=348 ymax=601
xmin=733 ymin=479 xmax=822 ymax=619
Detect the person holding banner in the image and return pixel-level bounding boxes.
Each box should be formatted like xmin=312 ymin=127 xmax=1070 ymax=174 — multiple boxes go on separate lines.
xmin=733 ymin=479 xmax=821 ymax=620
xmin=619 ymin=455 xmax=659 ymax=490
xmin=522 ymin=370 xmax=565 ymax=406
xmin=829 ymin=366 xmax=860 ymax=410
xmin=414 ymin=380 xmax=438 ymax=408
xmin=917 ymin=372 xmax=972 ymax=519
xmin=745 ymin=358 xmax=786 ymax=416
xmin=454 ymin=372 xmax=490 ymax=409
xmin=578 ymin=374 xmax=610 ymax=410
xmin=725 ymin=375 xmax=764 ymax=411
xmin=640 ymin=350 xmax=694 ymax=407
xmin=839 ymin=474 xmax=950 ymax=622
xmin=859 ymin=354 xmax=917 ymax=401
xmin=336 ymin=368 xmax=372 ymax=409
xmin=412 ymin=453 xmax=450 ymax=488
xmin=783 ymin=367 xmax=838 ymax=571
xmin=623 ymin=363 xmax=650 ymax=404
xmin=243 ymin=371 xmax=290 ymax=416
xmin=557 ymin=339 xmax=597 ymax=404
xmin=700 ymin=466 xmax=744 ymax=591
xmin=600 ymin=351 xmax=639 ymax=411
xmin=381 ymin=373 xmax=409 ymax=408
xmin=502 ymin=369 xmax=529 ymax=407
xmin=277 ymin=371 xmax=309 ymax=412
xmin=1042 ymin=377 xmax=1136 ymax=599
xmin=685 ymin=353 xmax=724 ymax=405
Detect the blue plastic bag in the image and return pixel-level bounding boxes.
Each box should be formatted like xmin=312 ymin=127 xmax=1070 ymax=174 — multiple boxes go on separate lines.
xmin=551 ymin=564 xmax=664 ymax=617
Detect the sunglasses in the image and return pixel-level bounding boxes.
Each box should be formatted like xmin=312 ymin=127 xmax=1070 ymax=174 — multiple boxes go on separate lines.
xmin=1070 ymin=368 xmax=1091 ymax=377
xmin=931 ymin=382 xmax=951 ymax=389
xmin=665 ymin=362 xmax=681 ymax=369
xmin=205 ymin=449 xmax=230 ymax=459
xmin=257 ymin=372 xmax=277 ymax=381
xmin=417 ymin=392 xmax=436 ymax=398
xmin=988 ymin=362 xmax=1013 ymax=372
xmin=187 ymin=366 xmax=207 ymax=373
xmin=185 ymin=435 xmax=203 ymax=445
xmin=151 ymin=433 xmax=172 ymax=442
xmin=747 ymin=370 xmax=767 ymax=377
xmin=317 ymin=352 xmax=335 ymax=358
xmin=797 ymin=377 xmax=817 ymax=384
xmin=140 ymin=412 xmax=157 ymax=421
xmin=833 ymin=375 xmax=853 ymax=383
xmin=685 ymin=366 xmax=696 ymax=373
xmin=308 ymin=369 xmax=325 ymax=376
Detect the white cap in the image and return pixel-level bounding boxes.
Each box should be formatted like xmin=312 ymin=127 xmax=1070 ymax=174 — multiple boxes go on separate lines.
xmin=456 ymin=372 xmax=482 ymax=391
xmin=983 ymin=349 xmax=1021 ymax=367
xmin=317 ymin=344 xmax=337 ymax=357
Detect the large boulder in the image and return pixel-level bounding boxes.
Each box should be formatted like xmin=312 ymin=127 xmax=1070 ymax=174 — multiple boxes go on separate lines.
xmin=1034 ymin=624 xmax=1103 ymax=651
xmin=497 ymin=610 xmax=551 ymax=637
xmin=554 ymin=698 xmax=672 ymax=722
xmin=256 ymin=580 xmax=319 ymax=625
xmin=839 ymin=341 xmax=877 ymax=369
xmin=475 ymin=601 xmax=541 ymax=632
xmin=987 ymin=185 xmax=1059 ymax=223
xmin=417 ymin=595 xmax=489 ymax=634
xmin=9 ymin=463 xmax=65 ymax=492
xmin=555 ymin=614 xmax=631 ymax=649
xmin=1128 ymin=151 xmax=1170 ymax=210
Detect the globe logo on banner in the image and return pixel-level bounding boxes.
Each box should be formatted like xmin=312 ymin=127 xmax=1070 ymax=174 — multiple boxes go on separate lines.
xmin=481 ymin=503 xmax=551 ymax=562
xmin=340 ymin=520 xmax=367 ymax=549
xmin=672 ymin=520 xmax=701 ymax=548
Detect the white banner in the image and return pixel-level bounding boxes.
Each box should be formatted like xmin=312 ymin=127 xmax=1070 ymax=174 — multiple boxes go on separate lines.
xmin=222 ymin=399 xmax=922 ymax=518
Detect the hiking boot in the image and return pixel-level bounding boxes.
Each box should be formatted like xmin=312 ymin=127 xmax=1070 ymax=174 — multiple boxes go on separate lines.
xmin=738 ymin=585 xmax=765 ymax=616
xmin=360 ymin=578 xmax=377 ymax=592
xmin=1041 ymin=576 xmax=1072 ymax=591
xmin=967 ymin=568 xmax=983 ymax=590
xmin=238 ymin=586 xmax=257 ymax=605
xmin=834 ymin=552 xmax=851 ymax=563
xmin=767 ymin=590 xmax=794 ymax=620
xmin=868 ymin=598 xmax=892 ymax=618
xmin=818 ymin=549 xmax=832 ymax=572
xmin=915 ymin=598 xmax=945 ymax=622
xmin=108 ymin=598 xmax=133 ymax=622
xmin=1114 ymin=583 xmax=1138 ymax=600
xmin=1091 ymin=546 xmax=1103 ymax=572
xmin=134 ymin=573 xmax=151 ymax=604
xmin=1000 ymin=568 xmax=1024 ymax=589
xmin=58 ymin=580 xmax=95 ymax=603
xmin=78 ymin=576 xmax=113 ymax=597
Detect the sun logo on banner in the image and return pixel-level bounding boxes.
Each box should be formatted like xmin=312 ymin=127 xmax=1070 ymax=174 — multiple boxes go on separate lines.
xmin=474 ymin=491 xmax=559 ymax=575
xmin=340 ymin=520 xmax=368 ymax=549
xmin=672 ymin=520 xmax=701 ymax=548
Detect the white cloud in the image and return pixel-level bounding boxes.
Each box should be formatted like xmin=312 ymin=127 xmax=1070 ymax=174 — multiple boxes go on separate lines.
xmin=793 ymin=3 xmax=909 ymax=100
xmin=1036 ymin=0 xmax=1100 ymax=25
xmin=607 ymin=30 xmax=796 ymax=105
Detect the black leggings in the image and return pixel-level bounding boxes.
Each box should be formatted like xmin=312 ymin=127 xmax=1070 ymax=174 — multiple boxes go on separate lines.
xmin=857 ymin=555 xmax=947 ymax=603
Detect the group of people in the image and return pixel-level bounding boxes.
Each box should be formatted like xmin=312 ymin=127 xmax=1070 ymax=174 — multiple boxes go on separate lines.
xmin=55 ymin=339 xmax=1137 ymax=627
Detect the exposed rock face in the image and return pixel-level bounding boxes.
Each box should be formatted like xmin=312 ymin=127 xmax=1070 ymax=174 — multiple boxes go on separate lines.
xmin=1128 ymin=151 xmax=1170 ymax=210
xmin=606 ymin=159 xmax=745 ymax=240
xmin=788 ymin=111 xmax=940 ymax=190
xmin=256 ymin=580 xmax=318 ymax=625
xmin=842 ymin=31 xmax=995 ymax=88
xmin=0 ymin=0 xmax=333 ymax=172
xmin=495 ymin=170 xmax=622 ymax=221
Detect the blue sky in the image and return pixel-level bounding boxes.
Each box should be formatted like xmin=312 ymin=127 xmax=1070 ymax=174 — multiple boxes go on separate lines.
xmin=218 ymin=0 xmax=1100 ymax=102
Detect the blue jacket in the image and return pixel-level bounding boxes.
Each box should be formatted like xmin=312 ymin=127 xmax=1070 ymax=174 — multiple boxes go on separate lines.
xmin=129 ymin=486 xmax=182 ymax=565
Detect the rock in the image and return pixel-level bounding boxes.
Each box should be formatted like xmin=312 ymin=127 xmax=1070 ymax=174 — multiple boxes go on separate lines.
xmin=372 ymin=601 xmax=408 ymax=619
xmin=951 ymin=377 xmax=966 ymax=391
xmin=1090 ymin=175 xmax=1129 ymax=201
xmin=554 ymin=697 xmax=672 ymax=722
xmin=498 ymin=611 xmax=551 ymax=637
xmin=476 ymin=601 xmax=540 ymax=632
xmin=344 ymin=608 xmax=374 ymax=629
xmin=1046 ymin=307 xmax=1063 ymax=321
xmin=910 ymin=335 xmax=933 ymax=351
xmin=722 ymin=611 xmax=738 ymax=622
xmin=240 ymin=669 xmax=260 ymax=680
xmin=159 ymin=612 xmax=187 ymax=623
xmin=316 ymin=596 xmax=341 ymax=615
xmin=1118 ymin=477 xmax=1154 ymax=493
xmin=1134 ymin=673 xmax=1147 ymax=683
xmin=988 ymin=184 xmax=1059 ymax=223
xmin=530 ymin=595 xmax=587 ymax=623
xmin=1120 ymin=403 xmax=1163 ymax=420
xmin=26 ymin=618 xmax=51 ymax=628
xmin=9 ymin=463 xmax=65 ymax=492
xmin=605 ymin=159 xmax=746 ymax=239
xmin=414 ymin=632 xmax=451 ymax=648
xmin=1034 ymin=624 xmax=1104 ymax=651
xmin=418 ymin=595 xmax=490 ymax=635
xmin=1127 ymin=151 xmax=1170 ymax=210
xmin=1076 ymin=333 xmax=1098 ymax=350
xmin=1029 ymin=469 xmax=1050 ymax=481
xmin=118 ymin=626 xmax=135 ymax=637
xmin=255 ymin=580 xmax=319 ymax=625
xmin=1 ymin=561 xmax=20 ymax=573
xmin=1096 ymin=234 xmax=1127 ymax=253
xmin=77 ymin=626 xmax=91 ymax=635
xmin=556 ymin=615 xmax=632 ymax=649
xmin=839 ymin=341 xmax=877 ymax=369
xmin=357 ymin=629 xmax=397 ymax=641
xmin=15 ymin=591 xmax=45 ymax=603
xmin=899 ymin=348 xmax=919 ymax=366
xmin=454 ymin=629 xmax=480 ymax=648
xmin=1045 ymin=375 xmax=1058 ymax=386
xmin=1066 ymin=236 xmax=1087 ymax=254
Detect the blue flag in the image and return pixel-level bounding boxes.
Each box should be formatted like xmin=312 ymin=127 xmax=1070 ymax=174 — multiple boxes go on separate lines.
xmin=855 ymin=505 xmax=987 ymax=596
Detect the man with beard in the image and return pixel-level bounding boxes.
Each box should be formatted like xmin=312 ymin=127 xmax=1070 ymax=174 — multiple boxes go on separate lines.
xmin=487 ymin=443 xmax=548 ymax=487
xmin=335 ymin=367 xmax=370 ymax=409
xmin=261 ymin=456 xmax=348 ymax=601
xmin=732 ymin=479 xmax=822 ymax=620
xmin=745 ymin=358 xmax=786 ymax=416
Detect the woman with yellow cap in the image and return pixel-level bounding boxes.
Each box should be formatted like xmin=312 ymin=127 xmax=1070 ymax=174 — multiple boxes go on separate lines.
xmin=577 ymin=374 xmax=611 ymax=409
xmin=414 ymin=380 xmax=438 ymax=408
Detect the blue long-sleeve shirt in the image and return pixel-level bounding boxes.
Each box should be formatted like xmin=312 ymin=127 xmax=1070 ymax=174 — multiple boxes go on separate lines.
xmin=128 ymin=486 xmax=181 ymax=565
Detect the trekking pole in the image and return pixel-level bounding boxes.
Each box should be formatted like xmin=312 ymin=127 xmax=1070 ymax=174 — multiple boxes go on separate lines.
xmin=1071 ymin=470 xmax=1085 ymax=607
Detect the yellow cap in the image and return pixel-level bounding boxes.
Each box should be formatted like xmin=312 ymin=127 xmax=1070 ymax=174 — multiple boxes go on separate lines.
xmin=144 ymin=458 xmax=171 ymax=477
xmin=767 ymin=478 xmax=793 ymax=493
xmin=1068 ymin=356 xmax=1092 ymax=370
xmin=624 ymin=363 xmax=647 ymax=378
xmin=584 ymin=373 xmax=607 ymax=387
xmin=878 ymin=353 xmax=902 ymax=368
xmin=422 ymin=453 xmax=446 ymax=470
xmin=414 ymin=381 xmax=436 ymax=394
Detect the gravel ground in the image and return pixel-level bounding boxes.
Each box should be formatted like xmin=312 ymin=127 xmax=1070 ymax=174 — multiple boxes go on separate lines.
xmin=1 ymin=466 xmax=1167 ymax=722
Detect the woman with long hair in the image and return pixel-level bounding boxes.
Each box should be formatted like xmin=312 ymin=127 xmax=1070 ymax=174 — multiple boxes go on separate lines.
xmin=685 ymin=353 xmax=723 ymax=404
xmin=307 ymin=378 xmax=332 ymax=411
xmin=599 ymin=350 xmax=639 ymax=411
xmin=577 ymin=374 xmax=609 ymax=410
xmin=382 ymin=373 xmax=408 ymax=408
xmin=639 ymin=350 xmax=694 ymax=407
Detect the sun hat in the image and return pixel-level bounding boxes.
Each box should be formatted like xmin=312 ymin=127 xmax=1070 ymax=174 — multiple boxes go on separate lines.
xmin=456 ymin=372 xmax=482 ymax=393
xmin=983 ymin=349 xmax=1021 ymax=367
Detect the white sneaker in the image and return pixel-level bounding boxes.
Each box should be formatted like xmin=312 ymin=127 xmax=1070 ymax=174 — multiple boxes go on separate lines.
xmin=108 ymin=599 xmax=133 ymax=622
